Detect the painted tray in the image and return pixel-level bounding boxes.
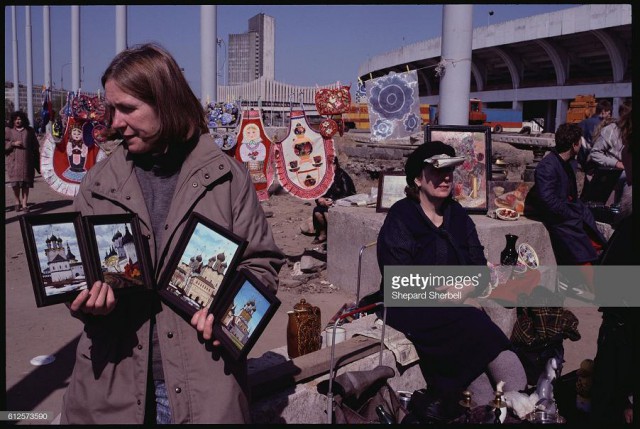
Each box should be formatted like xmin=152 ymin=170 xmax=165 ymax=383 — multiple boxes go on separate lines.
xmin=518 ymin=243 xmax=539 ymax=269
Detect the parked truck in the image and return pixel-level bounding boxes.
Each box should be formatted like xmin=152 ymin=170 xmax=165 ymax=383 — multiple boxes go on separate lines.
xmin=480 ymin=107 xmax=544 ymax=134
xmin=343 ymin=97 xmax=544 ymax=134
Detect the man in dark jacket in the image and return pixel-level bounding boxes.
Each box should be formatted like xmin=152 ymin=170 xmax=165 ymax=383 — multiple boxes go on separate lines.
xmin=524 ymin=123 xmax=606 ymax=268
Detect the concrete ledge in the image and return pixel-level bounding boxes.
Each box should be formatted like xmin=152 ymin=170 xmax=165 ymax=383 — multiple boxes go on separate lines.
xmin=247 ymin=314 xmax=426 ymax=423
xmin=249 ymin=336 xmax=381 ymax=401
xmin=327 ymin=206 xmax=561 ymax=298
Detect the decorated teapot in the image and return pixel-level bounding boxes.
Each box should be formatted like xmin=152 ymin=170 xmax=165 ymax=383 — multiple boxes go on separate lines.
xmin=287 ymin=298 xmax=322 ymax=358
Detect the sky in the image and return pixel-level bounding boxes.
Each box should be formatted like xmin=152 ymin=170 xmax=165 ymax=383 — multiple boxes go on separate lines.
xmin=180 ymin=222 xmax=242 ymax=276
xmin=227 ymin=279 xmax=271 ymax=338
xmin=32 ymin=222 xmax=82 ymax=271
xmin=5 ymin=4 xmax=577 ymax=98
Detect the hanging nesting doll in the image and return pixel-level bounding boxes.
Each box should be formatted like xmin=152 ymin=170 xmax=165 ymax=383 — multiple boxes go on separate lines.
xmin=234 ymin=109 xmax=275 ymax=201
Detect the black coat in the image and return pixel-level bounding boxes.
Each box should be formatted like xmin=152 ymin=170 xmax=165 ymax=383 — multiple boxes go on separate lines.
xmin=377 ymin=198 xmax=511 ymax=395
xmin=321 ymin=166 xmax=356 ymax=201
xmin=525 ymin=150 xmax=605 ymax=264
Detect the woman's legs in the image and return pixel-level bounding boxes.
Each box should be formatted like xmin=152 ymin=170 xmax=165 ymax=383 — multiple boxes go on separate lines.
xmin=21 ymin=184 xmax=30 ymax=210
xmin=312 ymin=206 xmax=328 ymax=243
xmin=11 ymin=185 xmax=21 ymax=209
xmin=467 ymin=350 xmax=527 ymax=405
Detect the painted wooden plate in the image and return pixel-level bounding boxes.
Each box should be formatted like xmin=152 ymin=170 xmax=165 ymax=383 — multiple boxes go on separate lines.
xmin=495 ymin=207 xmax=519 ymax=221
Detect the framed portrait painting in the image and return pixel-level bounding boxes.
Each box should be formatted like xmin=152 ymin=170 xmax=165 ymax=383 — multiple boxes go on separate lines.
xmin=425 ymin=125 xmax=491 ymax=213
xmin=83 ymin=213 xmax=154 ymax=295
xmin=158 ymin=212 xmax=248 ymax=320
xmin=19 ymin=212 xmax=91 ymax=307
xmin=212 ymin=268 xmax=281 ymax=360
xmin=376 ymin=171 xmax=406 ymax=213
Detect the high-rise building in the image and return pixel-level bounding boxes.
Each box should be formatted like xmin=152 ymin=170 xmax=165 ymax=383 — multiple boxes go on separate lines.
xmin=227 ymin=13 xmax=275 ymax=86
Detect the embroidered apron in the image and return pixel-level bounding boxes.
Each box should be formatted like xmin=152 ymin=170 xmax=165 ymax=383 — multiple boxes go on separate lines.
xmin=274 ymin=109 xmax=335 ymax=200
xmin=234 ymin=109 xmax=275 ymax=201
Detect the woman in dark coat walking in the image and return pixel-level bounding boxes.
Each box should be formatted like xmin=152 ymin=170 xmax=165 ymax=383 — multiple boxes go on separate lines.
xmin=5 ymin=111 xmax=39 ymax=211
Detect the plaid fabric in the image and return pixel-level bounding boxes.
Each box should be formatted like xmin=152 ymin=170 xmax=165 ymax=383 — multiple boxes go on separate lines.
xmin=511 ymin=307 xmax=581 ymax=346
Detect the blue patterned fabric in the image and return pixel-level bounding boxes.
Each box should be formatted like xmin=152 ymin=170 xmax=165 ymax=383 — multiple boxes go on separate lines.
xmin=367 ymin=71 xmax=420 ymax=141
xmin=354 ymin=80 xmax=367 ymax=104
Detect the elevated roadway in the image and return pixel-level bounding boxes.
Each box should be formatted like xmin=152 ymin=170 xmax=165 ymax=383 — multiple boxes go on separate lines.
xmin=358 ymin=4 xmax=631 ymax=131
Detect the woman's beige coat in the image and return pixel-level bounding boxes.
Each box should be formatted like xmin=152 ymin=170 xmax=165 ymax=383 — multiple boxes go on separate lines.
xmin=61 ymin=134 xmax=284 ymax=424
xmin=5 ymin=126 xmax=38 ymax=183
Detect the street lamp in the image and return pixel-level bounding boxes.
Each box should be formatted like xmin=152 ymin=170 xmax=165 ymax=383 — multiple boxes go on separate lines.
xmin=217 ymin=38 xmax=226 ymax=86
xmin=60 ymin=62 xmax=71 ymax=90
xmin=488 ymin=10 xmax=494 ymax=27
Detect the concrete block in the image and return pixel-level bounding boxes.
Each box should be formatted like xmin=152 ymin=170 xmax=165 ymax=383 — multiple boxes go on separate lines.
xmin=327 ymin=206 xmax=385 ymax=300
xmin=472 ymin=215 xmax=557 ymax=266
xmin=327 ymin=207 xmax=564 ymax=298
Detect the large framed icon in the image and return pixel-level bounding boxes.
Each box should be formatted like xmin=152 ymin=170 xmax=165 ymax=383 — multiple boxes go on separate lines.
xmin=157 ymin=212 xmax=247 ymax=320
xmin=425 ymin=125 xmax=491 ymax=213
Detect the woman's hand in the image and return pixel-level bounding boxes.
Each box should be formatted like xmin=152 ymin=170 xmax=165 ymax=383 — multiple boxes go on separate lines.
xmin=70 ymin=280 xmax=118 ymax=315
xmin=12 ymin=140 xmax=23 ymax=148
xmin=190 ymin=308 xmax=221 ymax=346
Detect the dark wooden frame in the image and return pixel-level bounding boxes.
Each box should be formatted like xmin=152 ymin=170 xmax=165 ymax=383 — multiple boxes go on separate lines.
xmin=425 ymin=125 xmax=492 ymax=213
xmin=212 ymin=268 xmax=281 ymax=360
xmin=157 ymin=212 xmax=248 ymax=320
xmin=375 ymin=171 xmax=407 ymax=213
xmin=83 ymin=213 xmax=154 ymax=296
xmin=19 ymin=212 xmax=91 ymax=307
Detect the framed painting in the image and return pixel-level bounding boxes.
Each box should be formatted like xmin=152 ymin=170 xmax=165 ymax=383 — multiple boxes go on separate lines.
xmin=83 ymin=213 xmax=154 ymax=295
xmin=19 ymin=212 xmax=91 ymax=307
xmin=425 ymin=125 xmax=491 ymax=213
xmin=376 ymin=171 xmax=406 ymax=213
xmin=212 ymin=268 xmax=281 ymax=360
xmin=158 ymin=212 xmax=248 ymax=320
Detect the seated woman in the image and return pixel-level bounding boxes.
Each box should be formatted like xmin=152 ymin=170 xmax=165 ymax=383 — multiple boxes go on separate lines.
xmin=376 ymin=141 xmax=526 ymax=407
xmin=311 ymin=157 xmax=356 ymax=244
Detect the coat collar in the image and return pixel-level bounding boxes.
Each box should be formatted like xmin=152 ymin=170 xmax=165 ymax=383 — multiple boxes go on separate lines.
xmin=84 ymin=134 xmax=230 ymax=228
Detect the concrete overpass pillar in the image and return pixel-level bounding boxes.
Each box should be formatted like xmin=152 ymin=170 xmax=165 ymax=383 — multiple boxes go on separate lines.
xmin=513 ymin=100 xmax=523 ymax=111
xmin=439 ymin=5 xmax=473 ymax=126
xmin=200 ymin=5 xmax=217 ymax=105
xmin=612 ymin=97 xmax=622 ymax=118
xmin=555 ymin=99 xmax=568 ymax=132
xmin=115 ymin=6 xmax=127 ymax=54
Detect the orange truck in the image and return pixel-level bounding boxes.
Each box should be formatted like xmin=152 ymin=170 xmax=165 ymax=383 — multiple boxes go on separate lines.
xmin=566 ymin=95 xmax=597 ymax=123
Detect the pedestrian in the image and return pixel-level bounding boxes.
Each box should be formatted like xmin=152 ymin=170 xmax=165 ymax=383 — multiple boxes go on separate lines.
xmin=524 ymin=123 xmax=606 ymax=291
xmin=311 ymin=157 xmax=356 ymax=244
xmin=376 ymin=141 xmax=526 ymax=410
xmin=4 ymin=111 xmax=40 ymax=212
xmin=61 ymin=43 xmax=285 ymax=424
xmin=585 ymin=100 xmax=632 ymax=205
xmin=577 ymin=99 xmax=612 ymax=171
